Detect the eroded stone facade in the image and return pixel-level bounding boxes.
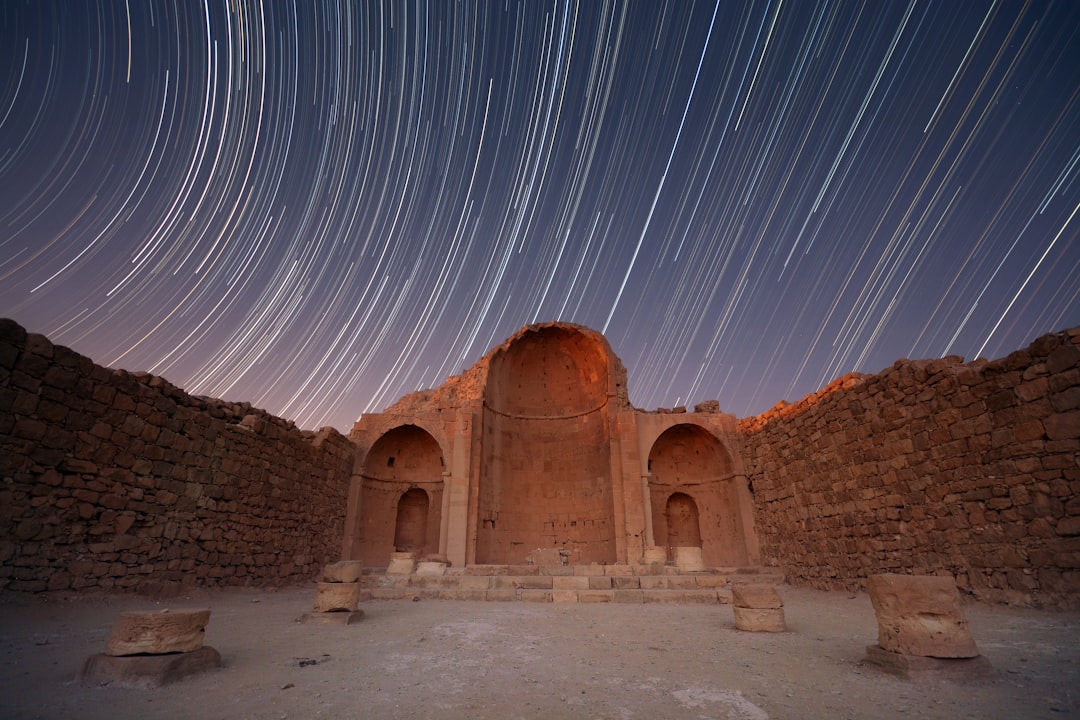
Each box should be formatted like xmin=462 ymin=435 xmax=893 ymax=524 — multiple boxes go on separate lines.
xmin=344 ymin=323 xmax=758 ymax=570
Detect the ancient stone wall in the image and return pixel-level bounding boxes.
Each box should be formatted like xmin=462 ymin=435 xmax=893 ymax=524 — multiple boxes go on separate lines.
xmin=0 ymin=319 xmax=355 ymax=593
xmin=740 ymin=328 xmax=1080 ymax=607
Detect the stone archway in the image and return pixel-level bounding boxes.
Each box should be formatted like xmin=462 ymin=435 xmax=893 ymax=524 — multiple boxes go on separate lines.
xmin=354 ymin=425 xmax=444 ymax=565
xmin=394 ymin=488 xmax=430 ymax=553
xmin=648 ymin=423 xmax=749 ymax=566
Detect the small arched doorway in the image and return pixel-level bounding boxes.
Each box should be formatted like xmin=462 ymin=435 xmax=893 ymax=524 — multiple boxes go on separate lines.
xmin=394 ymin=488 xmax=430 ymax=553
xmin=665 ymin=492 xmax=701 ymax=549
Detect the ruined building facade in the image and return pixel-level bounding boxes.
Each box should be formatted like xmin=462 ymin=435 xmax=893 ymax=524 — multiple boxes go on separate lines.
xmin=1 ymin=318 xmax=1078 ymax=606
xmin=344 ymin=323 xmax=759 ymax=570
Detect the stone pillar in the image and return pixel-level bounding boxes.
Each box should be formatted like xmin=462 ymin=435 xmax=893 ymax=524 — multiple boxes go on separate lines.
xmin=865 ymin=574 xmax=994 ymax=682
xmin=732 ymin=585 xmax=786 ymax=632
xmin=302 ymin=560 xmax=365 ymax=625
xmin=78 ymin=609 xmax=220 ymax=687
xmin=444 ymin=411 xmax=473 ymax=568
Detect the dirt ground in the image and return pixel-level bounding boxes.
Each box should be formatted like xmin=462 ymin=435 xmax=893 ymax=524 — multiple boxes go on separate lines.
xmin=0 ymin=584 xmax=1077 ymax=720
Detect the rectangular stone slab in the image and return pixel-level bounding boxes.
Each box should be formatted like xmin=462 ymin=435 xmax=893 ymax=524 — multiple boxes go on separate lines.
xmin=733 ymin=606 xmax=787 ymax=632
xmin=732 ymin=584 xmax=783 ymax=609
xmin=79 ymin=646 xmax=221 ymax=688
xmin=313 ymin=582 xmax=361 ymax=612
xmin=105 ymin=609 xmax=210 ymax=656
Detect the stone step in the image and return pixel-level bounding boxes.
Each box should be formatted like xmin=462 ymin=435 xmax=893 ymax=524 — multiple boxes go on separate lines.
xmin=358 ymin=566 xmax=785 ymax=604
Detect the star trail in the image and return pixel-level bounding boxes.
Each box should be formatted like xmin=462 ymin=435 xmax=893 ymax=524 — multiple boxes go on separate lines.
xmin=1 ymin=0 xmax=1077 ymax=432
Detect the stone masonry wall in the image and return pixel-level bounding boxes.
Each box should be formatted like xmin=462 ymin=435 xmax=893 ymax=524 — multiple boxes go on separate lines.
xmin=740 ymin=327 xmax=1080 ymax=608
xmin=0 ymin=319 xmax=356 ymax=593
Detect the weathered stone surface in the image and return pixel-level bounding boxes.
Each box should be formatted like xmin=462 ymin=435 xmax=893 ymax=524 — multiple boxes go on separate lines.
xmin=323 ymin=560 xmax=364 ymax=583
xmin=386 ymin=552 xmax=416 ymax=575
xmin=732 ymin=584 xmax=783 ymax=609
xmin=415 ymin=561 xmax=447 ymax=576
xmin=79 ymin=646 xmax=221 ymax=688
xmin=527 ymin=548 xmax=569 ymax=566
xmin=313 ymin=582 xmax=361 ymax=612
xmin=105 ymin=609 xmax=210 ymax=656
xmin=867 ymin=574 xmax=979 ymax=658
xmin=865 ymin=645 xmax=997 ymax=684
xmin=672 ymin=546 xmax=706 ymax=572
xmin=733 ymin=606 xmax=787 ymax=632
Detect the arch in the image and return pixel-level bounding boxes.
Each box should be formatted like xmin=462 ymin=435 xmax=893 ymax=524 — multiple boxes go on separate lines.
xmin=648 ymin=423 xmax=748 ymax=566
xmin=476 ymin=325 xmax=617 ymax=564
xmin=394 ymin=488 xmax=430 ymax=553
xmin=664 ymin=492 xmax=702 ymax=549
xmin=353 ymin=425 xmax=444 ymax=565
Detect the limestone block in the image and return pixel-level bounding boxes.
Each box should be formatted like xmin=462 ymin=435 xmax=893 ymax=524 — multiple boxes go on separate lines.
xmin=733 ymin=606 xmax=787 ymax=632
xmin=313 ymin=581 xmax=361 ymax=613
xmin=105 ymin=609 xmax=210 ymax=656
xmin=79 ymin=646 xmax=221 ymax=688
xmin=323 ymin=560 xmax=364 ymax=583
xmin=732 ymin=585 xmax=783 ymax=609
xmin=867 ymin=574 xmax=979 ymax=658
xmin=416 ymin=561 xmax=448 ymax=576
xmin=386 ymin=552 xmax=417 ymax=575
xmin=527 ymin=548 xmax=568 ymax=566
xmin=672 ymin=546 xmax=706 ymax=572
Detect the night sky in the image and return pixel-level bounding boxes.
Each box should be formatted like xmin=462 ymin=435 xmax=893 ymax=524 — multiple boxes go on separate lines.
xmin=1 ymin=1 xmax=1077 ymax=432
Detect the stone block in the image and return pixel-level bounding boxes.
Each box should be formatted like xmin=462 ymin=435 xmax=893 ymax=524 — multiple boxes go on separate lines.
xmin=613 ymin=589 xmax=644 ymax=604
xmin=485 ymin=589 xmax=518 ymax=602
xmin=301 ymin=610 xmax=364 ymax=625
xmin=520 ymin=590 xmax=553 ymax=602
xmin=416 ymin=561 xmax=447 ymax=576
xmin=386 ymin=552 xmax=417 ymax=575
xmin=552 ymin=590 xmax=579 ymax=602
xmin=437 ymin=589 xmax=488 ymax=601
xmin=577 ymin=590 xmax=614 ymax=603
xmin=867 ymin=574 xmax=979 ymax=658
xmin=642 ymin=547 xmax=668 ymax=565
xmin=105 ymin=609 xmax=210 ymax=656
xmin=865 ymin=645 xmax=997 ymax=683
xmin=643 ymin=589 xmax=719 ymax=605
xmin=79 ymin=646 xmax=221 ymax=688
xmin=323 ymin=560 xmax=364 ymax=583
xmin=612 ymin=576 xmax=641 ymax=590
xmin=313 ymin=582 xmax=361 ymax=612
xmin=732 ymin=585 xmax=783 ymax=609
xmin=673 ymin=546 xmax=706 ymax=572
xmin=733 ymin=606 xmax=787 ymax=632
xmin=604 ymin=565 xmax=634 ymax=576
xmin=552 ymin=575 xmax=590 ymax=590
xmin=695 ymin=575 xmax=729 ymax=589
xmin=588 ymin=575 xmax=613 ymax=590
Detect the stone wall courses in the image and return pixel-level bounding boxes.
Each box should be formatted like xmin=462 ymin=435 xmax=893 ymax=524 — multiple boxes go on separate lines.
xmin=0 ymin=318 xmax=355 ymax=593
xmin=739 ymin=326 xmax=1080 ymax=608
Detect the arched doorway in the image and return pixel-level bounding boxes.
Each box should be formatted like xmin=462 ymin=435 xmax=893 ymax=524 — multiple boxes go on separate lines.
xmin=394 ymin=488 xmax=430 ymax=553
xmin=665 ymin=492 xmax=702 ymax=549
xmin=648 ymin=423 xmax=749 ymax=566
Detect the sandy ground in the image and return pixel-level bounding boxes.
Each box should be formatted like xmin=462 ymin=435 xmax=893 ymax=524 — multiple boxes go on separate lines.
xmin=0 ymin=584 xmax=1077 ymax=720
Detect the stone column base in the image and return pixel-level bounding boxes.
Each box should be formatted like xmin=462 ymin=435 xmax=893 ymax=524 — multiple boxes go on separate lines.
xmin=733 ymin=606 xmax=786 ymax=632
xmin=78 ymin=646 xmax=221 ymax=688
xmin=865 ymin=645 xmax=997 ymax=683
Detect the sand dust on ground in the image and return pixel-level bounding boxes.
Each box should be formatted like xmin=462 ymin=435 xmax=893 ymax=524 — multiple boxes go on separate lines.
xmin=1 ymin=584 xmax=1077 ymax=720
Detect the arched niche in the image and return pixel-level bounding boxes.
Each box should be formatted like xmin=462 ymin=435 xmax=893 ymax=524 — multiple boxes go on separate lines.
xmin=648 ymin=423 xmax=749 ymax=566
xmin=354 ymin=425 xmax=444 ymax=565
xmin=477 ymin=326 xmax=617 ymax=564
xmin=665 ymin=492 xmax=702 ymax=550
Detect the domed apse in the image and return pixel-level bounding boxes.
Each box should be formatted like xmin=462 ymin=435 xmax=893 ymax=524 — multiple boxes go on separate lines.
xmin=648 ymin=423 xmax=749 ymax=566
xmin=477 ymin=326 xmax=617 ymax=564
xmin=354 ymin=425 xmax=443 ymax=565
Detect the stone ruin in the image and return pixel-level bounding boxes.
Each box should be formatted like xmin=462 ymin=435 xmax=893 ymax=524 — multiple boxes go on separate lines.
xmin=1 ymin=318 xmax=1078 ymax=609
